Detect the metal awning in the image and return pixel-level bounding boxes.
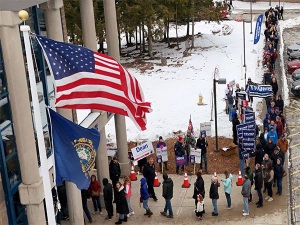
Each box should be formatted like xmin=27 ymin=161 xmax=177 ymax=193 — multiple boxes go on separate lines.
xmin=0 ymin=0 xmax=47 ymax=11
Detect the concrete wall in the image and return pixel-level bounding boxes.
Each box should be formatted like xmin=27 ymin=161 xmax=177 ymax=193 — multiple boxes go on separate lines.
xmin=0 ymin=178 xmax=9 ymax=225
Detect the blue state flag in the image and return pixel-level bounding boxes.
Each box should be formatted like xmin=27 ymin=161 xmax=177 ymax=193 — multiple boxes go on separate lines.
xmin=254 ymin=14 xmax=263 ymax=45
xmin=49 ymin=109 xmax=100 ymax=189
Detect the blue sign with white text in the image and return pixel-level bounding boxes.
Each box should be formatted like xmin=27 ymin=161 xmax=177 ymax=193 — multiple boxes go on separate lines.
xmin=242 ymin=139 xmax=255 ymax=150
xmin=242 ymin=129 xmax=256 ymax=140
xmin=245 ymin=111 xmax=255 ymax=124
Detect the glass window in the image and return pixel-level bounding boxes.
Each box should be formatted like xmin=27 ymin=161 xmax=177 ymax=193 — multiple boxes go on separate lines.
xmin=6 ymin=155 xmax=21 ymax=189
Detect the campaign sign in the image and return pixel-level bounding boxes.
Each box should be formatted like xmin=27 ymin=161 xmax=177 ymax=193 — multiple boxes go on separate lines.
xmin=245 ymin=122 xmax=255 ymax=130
xmin=242 ymin=151 xmax=249 ymax=160
xmin=236 ymin=92 xmax=247 ymax=101
xmin=157 ymin=155 xmax=162 ymax=163
xmin=107 ymin=148 xmax=117 ymax=157
xmin=249 ymin=84 xmax=273 ymax=98
xmin=190 ymin=155 xmax=195 ymax=164
xmin=245 ymin=111 xmax=255 ymax=124
xmin=200 ymin=130 xmax=206 ymax=138
xmin=131 ymin=141 xmax=154 ymax=161
xmin=242 ymin=139 xmax=255 ymax=150
xmin=190 ymin=148 xmax=201 ymax=164
xmin=237 ymin=123 xmax=248 ymax=138
xmin=200 ymin=122 xmax=211 ymax=136
xmin=175 ymin=155 xmax=188 ymax=166
xmin=190 ymin=148 xmax=201 ymax=157
xmin=156 ymin=147 xmax=168 ymax=162
xmin=242 ymin=129 xmax=256 ymax=140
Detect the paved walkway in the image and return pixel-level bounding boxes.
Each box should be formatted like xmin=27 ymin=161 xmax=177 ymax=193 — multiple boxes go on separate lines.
xmin=61 ymin=173 xmax=288 ymax=225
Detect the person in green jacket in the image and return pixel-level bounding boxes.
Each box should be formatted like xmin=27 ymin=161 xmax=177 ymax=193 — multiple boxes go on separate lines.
xmin=245 ymin=166 xmax=254 ymax=202
xmin=221 ymin=170 xmax=233 ymax=209
xmin=184 ymin=130 xmax=196 ymax=164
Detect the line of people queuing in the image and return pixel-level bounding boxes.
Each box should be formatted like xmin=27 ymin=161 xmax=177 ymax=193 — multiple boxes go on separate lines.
xmin=230 ymin=7 xmax=288 ymax=216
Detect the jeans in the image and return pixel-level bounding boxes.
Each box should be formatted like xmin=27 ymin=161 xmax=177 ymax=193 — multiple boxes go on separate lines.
xmin=243 ymin=197 xmax=249 ymax=213
xmin=164 ymin=198 xmax=173 ymax=216
xmin=126 ymin=197 xmax=133 ymax=214
xmin=82 ymin=200 xmax=92 ymax=221
xmin=277 ymin=177 xmax=283 ymax=194
xmin=239 ymin=159 xmax=245 ymax=177
xmin=92 ymin=196 xmax=102 ymax=212
xmin=266 ymin=182 xmax=273 ymax=197
xmin=225 ymin=192 xmax=231 ymax=207
xmin=142 ymin=199 xmax=149 ymax=211
xmin=257 ymin=188 xmax=263 ymax=205
xmin=212 ymin=199 xmax=218 ymax=214
xmin=228 ymin=104 xmax=233 ymax=121
xmin=200 ymin=153 xmax=208 ymax=170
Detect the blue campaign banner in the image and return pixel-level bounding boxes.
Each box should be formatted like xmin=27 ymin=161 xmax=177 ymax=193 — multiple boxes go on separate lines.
xmin=245 ymin=122 xmax=255 ymax=130
xmin=237 ymin=123 xmax=248 ymax=138
xmin=242 ymin=129 xmax=256 ymax=140
xmin=254 ymin=14 xmax=263 ymax=45
xmin=175 ymin=155 xmax=188 ymax=166
xmin=249 ymin=84 xmax=273 ymax=98
xmin=245 ymin=112 xmax=255 ymax=124
xmin=242 ymin=139 xmax=255 ymax=149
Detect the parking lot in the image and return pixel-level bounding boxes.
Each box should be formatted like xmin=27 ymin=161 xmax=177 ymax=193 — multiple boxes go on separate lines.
xmin=283 ymin=24 xmax=300 ymax=225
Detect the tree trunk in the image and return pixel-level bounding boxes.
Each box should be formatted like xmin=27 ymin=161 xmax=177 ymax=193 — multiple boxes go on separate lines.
xmin=167 ymin=18 xmax=170 ymax=47
xmin=164 ymin=20 xmax=167 ymax=40
xmin=136 ymin=27 xmax=139 ymax=50
xmin=186 ymin=18 xmax=190 ymax=37
xmin=117 ymin=21 xmax=122 ymax=55
xmin=139 ymin=24 xmax=142 ymax=55
xmin=176 ymin=4 xmax=179 ymax=50
xmin=125 ymin=31 xmax=129 ymax=46
xmin=142 ymin=22 xmax=146 ymax=53
xmin=147 ymin=21 xmax=153 ymax=58
xmin=191 ymin=0 xmax=195 ymax=48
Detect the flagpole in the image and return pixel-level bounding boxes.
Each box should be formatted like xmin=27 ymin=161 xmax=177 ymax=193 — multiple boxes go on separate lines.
xmin=20 ymin=25 xmax=56 ymax=225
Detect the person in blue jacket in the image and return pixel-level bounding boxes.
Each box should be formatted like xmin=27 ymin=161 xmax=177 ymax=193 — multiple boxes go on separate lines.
xmin=140 ymin=178 xmax=153 ymax=217
xmin=267 ymin=126 xmax=278 ymax=144
xmin=221 ymin=170 xmax=233 ymax=209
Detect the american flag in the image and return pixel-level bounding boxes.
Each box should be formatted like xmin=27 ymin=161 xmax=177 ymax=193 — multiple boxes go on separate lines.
xmin=35 ymin=35 xmax=152 ymax=130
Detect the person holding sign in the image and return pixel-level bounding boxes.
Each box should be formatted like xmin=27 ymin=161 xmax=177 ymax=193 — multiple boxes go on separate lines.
xmin=196 ymin=134 xmax=208 ymax=173
xmin=232 ymin=113 xmax=240 ymax=145
xmin=174 ymin=136 xmax=185 ymax=174
xmin=156 ymin=136 xmax=168 ymax=171
xmin=184 ymin=130 xmax=196 ymax=165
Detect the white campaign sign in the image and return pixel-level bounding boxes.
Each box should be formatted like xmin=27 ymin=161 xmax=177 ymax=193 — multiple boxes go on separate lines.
xmin=191 ymin=148 xmax=202 ymax=164
xmin=156 ymin=147 xmax=168 ymax=162
xmin=131 ymin=141 xmax=154 ymax=161
xmin=200 ymin=122 xmax=212 ymax=136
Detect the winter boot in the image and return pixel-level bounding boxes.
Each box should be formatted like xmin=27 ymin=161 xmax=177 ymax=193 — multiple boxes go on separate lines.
xmin=115 ymin=219 xmax=122 ymax=224
xmin=123 ymin=216 xmax=128 ymax=222
xmin=144 ymin=210 xmax=150 ymax=216
xmin=148 ymin=209 xmax=153 ymax=217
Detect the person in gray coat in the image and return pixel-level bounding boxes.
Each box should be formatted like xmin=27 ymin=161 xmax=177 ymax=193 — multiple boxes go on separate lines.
xmin=241 ymin=175 xmax=251 ymax=216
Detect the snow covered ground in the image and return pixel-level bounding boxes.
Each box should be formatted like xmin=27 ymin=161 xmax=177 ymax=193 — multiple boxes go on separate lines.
xmin=231 ymin=0 xmax=300 ymax=10
xmin=77 ymin=19 xmax=268 ymax=143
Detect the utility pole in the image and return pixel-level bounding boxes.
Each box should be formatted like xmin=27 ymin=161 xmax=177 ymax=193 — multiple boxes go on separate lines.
xmin=250 ymin=0 xmax=253 ymax=34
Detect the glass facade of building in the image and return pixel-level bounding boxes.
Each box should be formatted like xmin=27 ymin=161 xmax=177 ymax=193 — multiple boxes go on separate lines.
xmin=0 ymin=6 xmax=55 ymax=224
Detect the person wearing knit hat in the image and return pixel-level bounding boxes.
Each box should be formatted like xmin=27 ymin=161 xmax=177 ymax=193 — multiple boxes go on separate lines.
xmin=156 ymin=136 xmax=168 ymax=171
xmin=160 ymin=173 xmax=174 ymax=218
xmin=174 ymin=136 xmax=185 ymax=174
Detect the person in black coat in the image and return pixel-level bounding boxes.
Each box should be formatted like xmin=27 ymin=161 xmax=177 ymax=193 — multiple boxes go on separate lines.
xmin=81 ymin=189 xmax=92 ymax=223
xmin=193 ymin=171 xmax=205 ymax=210
xmin=259 ymin=128 xmax=268 ymax=148
xmin=160 ymin=173 xmax=174 ymax=218
xmin=114 ymin=182 xmax=129 ymax=224
xmin=196 ymin=135 xmax=208 ymax=172
xmin=275 ymin=95 xmax=284 ymax=112
xmin=143 ymin=157 xmax=157 ymax=201
xmin=232 ymin=113 xmax=240 ymax=145
xmin=103 ymin=178 xmax=114 ymax=220
xmin=109 ymin=157 xmax=121 ymax=188
xmin=265 ymin=138 xmax=276 ymax=156
xmin=174 ymin=136 xmax=185 ymax=174
xmin=270 ymin=77 xmax=279 ymax=98
xmin=254 ymin=164 xmax=263 ymax=208
xmin=57 ymin=182 xmax=69 ymax=220
xmin=209 ymin=177 xmax=219 ymax=216
xmin=251 ymin=143 xmax=265 ymax=165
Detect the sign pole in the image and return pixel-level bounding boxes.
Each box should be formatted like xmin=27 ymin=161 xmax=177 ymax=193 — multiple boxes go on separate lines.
xmin=193 ymin=163 xmax=196 ymax=175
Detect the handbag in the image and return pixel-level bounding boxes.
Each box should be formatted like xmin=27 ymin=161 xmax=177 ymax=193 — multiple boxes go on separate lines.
xmin=92 ymin=190 xmax=100 ymax=197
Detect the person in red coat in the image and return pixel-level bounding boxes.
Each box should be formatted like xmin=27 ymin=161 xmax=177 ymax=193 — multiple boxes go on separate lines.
xmin=88 ymin=175 xmax=102 ymax=214
xmin=275 ymin=116 xmax=284 ymax=138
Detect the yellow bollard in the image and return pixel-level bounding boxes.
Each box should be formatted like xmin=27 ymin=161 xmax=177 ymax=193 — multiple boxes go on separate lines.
xmin=197 ymin=93 xmax=203 ymax=105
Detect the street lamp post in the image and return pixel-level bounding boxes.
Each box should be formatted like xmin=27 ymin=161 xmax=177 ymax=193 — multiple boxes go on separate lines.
xmin=213 ymin=68 xmax=226 ymax=152
xmin=250 ymin=0 xmax=253 ymax=34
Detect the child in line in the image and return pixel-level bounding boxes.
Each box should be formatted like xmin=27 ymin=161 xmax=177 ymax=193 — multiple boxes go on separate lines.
xmin=124 ymin=176 xmax=135 ymax=217
xmin=195 ymin=194 xmax=204 ymax=220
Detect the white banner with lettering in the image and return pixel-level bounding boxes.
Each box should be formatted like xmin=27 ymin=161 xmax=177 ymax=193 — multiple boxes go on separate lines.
xmin=131 ymin=141 xmax=154 ymax=161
